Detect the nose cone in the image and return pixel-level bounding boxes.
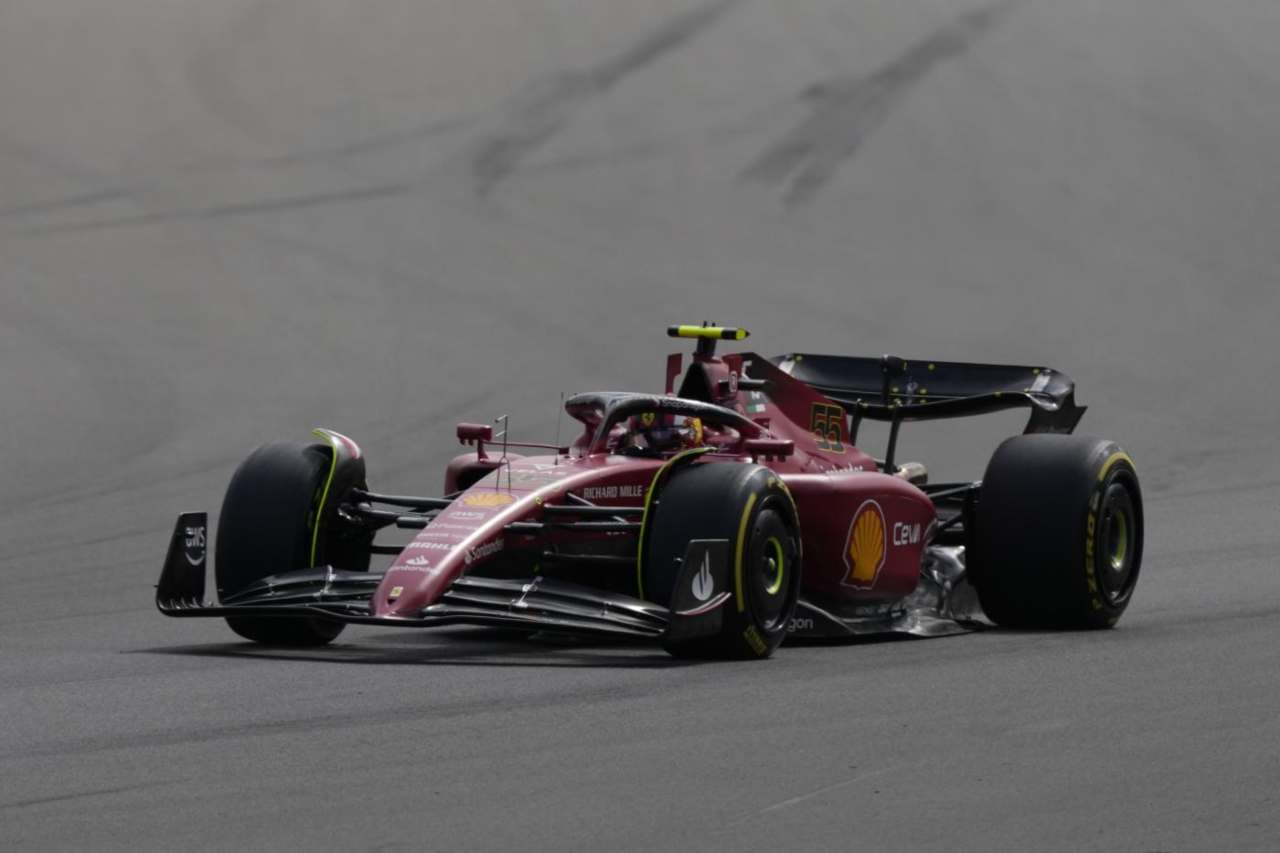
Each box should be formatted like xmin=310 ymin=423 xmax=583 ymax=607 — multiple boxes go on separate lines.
xmin=369 ymin=455 xmax=640 ymax=617
xmin=372 ymin=487 xmax=525 ymax=617
xmin=374 ymin=548 xmax=466 ymax=617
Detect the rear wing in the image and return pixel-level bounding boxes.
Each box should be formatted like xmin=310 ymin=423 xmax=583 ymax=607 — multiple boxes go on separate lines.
xmin=773 ymin=352 xmax=1085 ymax=448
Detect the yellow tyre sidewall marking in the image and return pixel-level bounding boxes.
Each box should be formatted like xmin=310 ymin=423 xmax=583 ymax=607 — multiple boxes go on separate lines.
xmin=1085 ymin=450 xmax=1136 ymax=617
xmin=1096 ymin=451 xmax=1134 ymax=482
xmin=309 ymin=430 xmax=344 ymax=567
xmin=734 ymin=492 xmax=758 ymax=613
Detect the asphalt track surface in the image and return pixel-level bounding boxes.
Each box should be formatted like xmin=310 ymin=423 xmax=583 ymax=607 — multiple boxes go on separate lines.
xmin=2 ymin=1 xmax=1279 ymax=850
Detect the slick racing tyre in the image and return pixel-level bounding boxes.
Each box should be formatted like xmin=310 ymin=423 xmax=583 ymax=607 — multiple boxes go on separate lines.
xmin=643 ymin=462 xmax=801 ymax=659
xmin=216 ymin=441 xmax=367 ymax=646
xmin=970 ymin=434 xmax=1143 ymax=629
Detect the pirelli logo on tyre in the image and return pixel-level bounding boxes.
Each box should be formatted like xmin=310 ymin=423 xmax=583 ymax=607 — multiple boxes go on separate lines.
xmin=842 ymin=500 xmax=886 ymax=589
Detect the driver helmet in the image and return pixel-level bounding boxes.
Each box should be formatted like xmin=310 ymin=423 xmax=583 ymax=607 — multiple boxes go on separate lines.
xmin=627 ymin=412 xmax=704 ymax=452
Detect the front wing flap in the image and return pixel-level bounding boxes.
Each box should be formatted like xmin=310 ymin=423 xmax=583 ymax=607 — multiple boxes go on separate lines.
xmin=156 ymin=513 xmax=673 ymax=638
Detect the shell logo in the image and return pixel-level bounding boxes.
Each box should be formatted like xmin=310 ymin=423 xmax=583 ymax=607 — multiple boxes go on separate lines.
xmin=842 ymin=500 xmax=886 ymax=589
xmin=462 ymin=491 xmax=516 ymax=508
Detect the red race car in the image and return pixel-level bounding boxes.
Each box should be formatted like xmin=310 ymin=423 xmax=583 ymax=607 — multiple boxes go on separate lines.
xmin=157 ymin=325 xmax=1144 ymax=659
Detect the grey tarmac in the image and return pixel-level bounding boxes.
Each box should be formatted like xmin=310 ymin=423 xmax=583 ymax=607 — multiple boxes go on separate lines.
xmin=1 ymin=1 xmax=1278 ymax=850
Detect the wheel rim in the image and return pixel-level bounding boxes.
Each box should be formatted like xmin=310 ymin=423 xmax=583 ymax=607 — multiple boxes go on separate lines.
xmin=748 ymin=509 xmax=795 ymax=631
xmin=1097 ymin=480 xmax=1138 ymax=605
xmin=1108 ymin=511 xmax=1128 ymax=572
xmin=762 ymin=536 xmax=786 ymax=596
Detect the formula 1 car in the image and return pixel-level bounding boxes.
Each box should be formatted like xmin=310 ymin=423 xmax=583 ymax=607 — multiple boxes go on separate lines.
xmin=157 ymin=325 xmax=1144 ymax=659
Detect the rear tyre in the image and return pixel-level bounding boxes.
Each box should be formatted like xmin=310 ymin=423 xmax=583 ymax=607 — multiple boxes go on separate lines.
xmin=216 ymin=441 xmax=357 ymax=646
xmin=644 ymin=463 xmax=801 ymax=659
xmin=970 ymin=434 xmax=1143 ymax=629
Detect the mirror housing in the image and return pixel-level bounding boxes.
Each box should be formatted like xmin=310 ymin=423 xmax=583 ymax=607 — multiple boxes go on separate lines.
xmin=457 ymin=423 xmax=493 ymax=445
xmin=743 ymin=438 xmax=794 ymax=461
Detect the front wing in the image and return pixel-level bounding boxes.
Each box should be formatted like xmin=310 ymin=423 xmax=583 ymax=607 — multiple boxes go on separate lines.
xmin=157 ymin=513 xmax=726 ymax=641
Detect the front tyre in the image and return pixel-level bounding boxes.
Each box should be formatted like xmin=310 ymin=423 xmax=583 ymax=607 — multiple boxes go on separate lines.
xmin=643 ymin=463 xmax=801 ymax=659
xmin=216 ymin=441 xmax=364 ymax=646
xmin=970 ymin=434 xmax=1143 ymax=629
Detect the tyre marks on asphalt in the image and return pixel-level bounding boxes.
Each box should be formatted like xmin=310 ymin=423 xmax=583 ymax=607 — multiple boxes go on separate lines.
xmin=249 ymin=112 xmax=479 ymax=169
xmin=5 ymin=0 xmax=1012 ymax=223
xmin=0 ymin=189 xmax=132 ymax=219
xmin=7 ymin=1 xmax=742 ymax=230
xmin=744 ymin=1 xmax=1016 ymax=204
xmin=16 ymin=181 xmax=416 ymax=235
xmin=0 ymin=779 xmax=182 ymax=812
xmin=471 ymin=0 xmax=742 ymax=195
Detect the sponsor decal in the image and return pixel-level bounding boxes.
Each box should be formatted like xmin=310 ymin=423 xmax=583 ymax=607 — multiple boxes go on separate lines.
xmin=892 ymin=521 xmax=922 ymax=547
xmin=747 ymin=390 xmax=767 ymax=415
xmin=690 ymin=551 xmax=714 ymax=602
xmin=184 ymin=524 xmax=206 ymax=567
xmin=406 ymin=541 xmax=450 ymax=551
xmin=430 ymin=521 xmax=477 ymax=531
xmin=507 ymin=464 xmax=571 ymax=487
xmin=462 ymin=491 xmax=516 ymax=508
xmin=727 ymin=372 xmax=739 ymax=395
xmin=463 ymin=539 xmax=505 ymax=565
xmin=394 ymin=555 xmax=440 ymax=573
xmin=787 ymin=616 xmax=815 ymax=633
xmin=419 ymin=531 xmax=455 ymax=539
xmin=448 ymin=511 xmax=485 ymax=521
xmin=388 ymin=585 xmax=403 ymax=600
xmin=809 ymin=402 xmax=846 ymax=453
xmin=842 ymin=500 xmax=886 ymax=589
xmin=579 ymin=484 xmax=645 ymax=501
